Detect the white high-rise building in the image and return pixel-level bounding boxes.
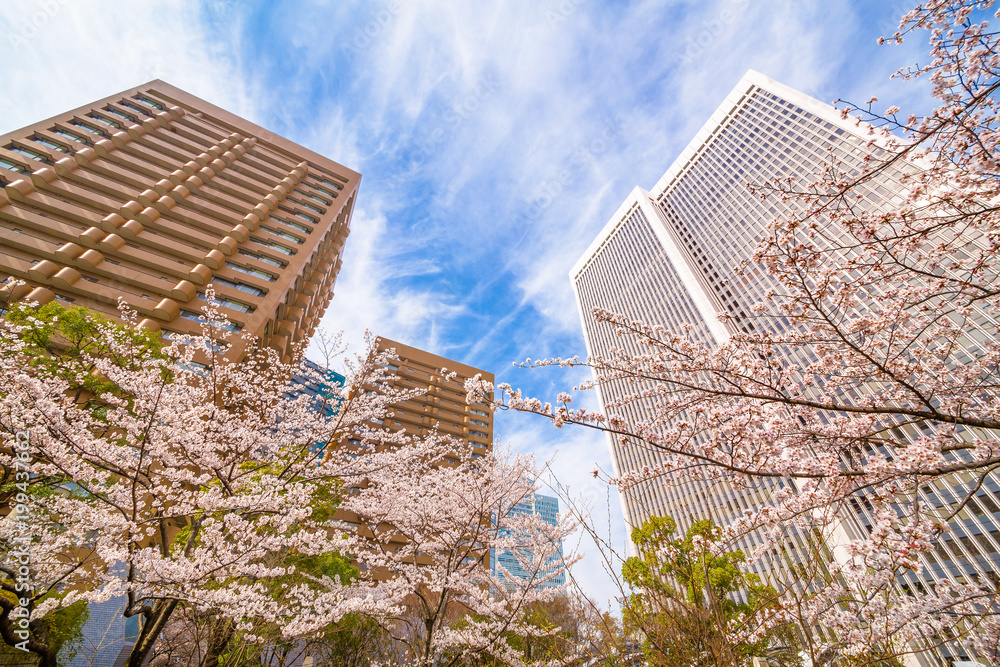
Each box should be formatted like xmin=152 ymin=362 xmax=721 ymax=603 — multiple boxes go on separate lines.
xmin=570 ymin=70 xmax=1000 ymax=615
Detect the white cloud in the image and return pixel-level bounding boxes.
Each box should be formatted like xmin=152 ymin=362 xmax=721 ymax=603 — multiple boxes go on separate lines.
xmin=0 ymin=0 xmax=256 ymax=135
xmin=310 ymin=202 xmax=470 ymax=363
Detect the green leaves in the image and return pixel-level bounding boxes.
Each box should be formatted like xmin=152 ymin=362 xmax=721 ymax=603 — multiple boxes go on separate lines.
xmin=622 ymin=516 xmax=785 ymax=667
xmin=3 ymin=301 xmax=164 ymax=406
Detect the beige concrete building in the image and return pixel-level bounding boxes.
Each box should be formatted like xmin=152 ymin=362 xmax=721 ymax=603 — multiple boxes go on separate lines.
xmin=374 ymin=336 xmax=494 ymax=457
xmin=0 ymin=80 xmax=359 ymax=362
xmin=332 ymin=338 xmax=495 ymax=580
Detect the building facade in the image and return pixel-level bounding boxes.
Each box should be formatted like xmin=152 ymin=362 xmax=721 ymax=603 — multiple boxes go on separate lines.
xmin=0 ymin=80 xmax=359 ymax=363
xmin=0 ymin=81 xmax=359 ymax=667
xmin=331 ymin=337 xmax=494 ymax=581
xmin=570 ymin=70 xmax=1000 ymax=626
xmin=288 ymin=357 xmax=347 ymax=418
xmin=492 ymin=490 xmax=567 ymax=591
xmin=373 ymin=336 xmax=494 ymax=456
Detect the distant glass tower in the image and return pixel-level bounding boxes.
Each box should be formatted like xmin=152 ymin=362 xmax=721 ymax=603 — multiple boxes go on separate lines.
xmin=570 ymin=70 xmax=1000 ymax=623
xmin=288 ymin=358 xmax=346 ymax=415
xmin=492 ymin=490 xmax=566 ymax=591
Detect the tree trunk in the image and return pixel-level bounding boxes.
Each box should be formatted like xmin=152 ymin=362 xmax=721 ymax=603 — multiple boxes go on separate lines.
xmin=200 ymin=616 xmax=235 ymax=667
xmin=0 ymin=602 xmax=57 ymax=667
xmin=702 ymin=554 xmax=734 ymax=667
xmin=124 ymin=598 xmax=178 ymax=667
xmin=422 ymin=618 xmax=435 ymax=667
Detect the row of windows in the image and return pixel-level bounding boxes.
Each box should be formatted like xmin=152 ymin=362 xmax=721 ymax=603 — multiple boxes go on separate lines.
xmin=225 ymin=261 xmax=276 ymax=283
xmin=180 ymin=308 xmax=242 ymax=332
xmin=250 ymin=236 xmax=296 ymax=256
xmin=0 ymin=96 xmax=311 ymax=280
xmin=259 ymin=224 xmax=304 ymax=246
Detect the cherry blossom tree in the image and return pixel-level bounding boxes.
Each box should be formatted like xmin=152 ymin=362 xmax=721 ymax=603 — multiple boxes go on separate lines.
xmin=0 ymin=295 xmax=425 ymax=666
xmin=1 ymin=294 xmax=576 ymax=666
xmin=336 ymin=442 xmax=578 ymax=667
xmin=469 ymin=1 xmax=1000 ymax=662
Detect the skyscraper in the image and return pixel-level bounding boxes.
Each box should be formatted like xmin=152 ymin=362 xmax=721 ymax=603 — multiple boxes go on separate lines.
xmin=492 ymin=490 xmax=567 ymax=591
xmin=0 ymin=81 xmax=359 ymax=667
xmin=570 ymin=70 xmax=1000 ymax=607
xmin=0 ymin=80 xmax=359 ymax=363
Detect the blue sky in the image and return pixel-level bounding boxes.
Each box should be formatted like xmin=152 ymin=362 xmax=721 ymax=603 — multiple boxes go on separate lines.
xmin=0 ymin=0 xmax=936 ymax=607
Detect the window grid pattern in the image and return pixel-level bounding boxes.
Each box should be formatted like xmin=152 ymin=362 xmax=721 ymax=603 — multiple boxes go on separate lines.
xmin=654 ymin=85 xmax=1000 ymax=598
xmin=573 ymin=77 xmax=1000 ymax=611
xmin=491 ymin=492 xmax=566 ymax=590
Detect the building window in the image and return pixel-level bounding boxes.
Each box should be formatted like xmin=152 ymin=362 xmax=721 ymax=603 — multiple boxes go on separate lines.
xmin=69 ymin=120 xmax=107 ymax=137
xmin=134 ymin=94 xmax=166 ymax=111
xmin=119 ymin=99 xmax=155 ymax=118
xmin=237 ymin=248 xmax=286 ymax=268
xmin=51 ymin=127 xmax=91 ymax=145
xmin=214 ymin=272 xmax=268 ymax=295
xmin=30 ymin=136 xmax=71 ymax=154
xmin=288 ymin=197 xmax=325 ymax=215
xmin=291 ymin=209 xmax=318 ymax=224
xmin=260 ymin=225 xmax=304 ymax=245
xmin=315 ymin=176 xmax=343 ymax=191
xmin=269 ymin=215 xmax=311 ymax=235
xmin=6 ymin=145 xmax=52 ymax=164
xmin=250 ymin=237 xmax=295 ymax=256
xmin=197 ymin=292 xmax=255 ymax=314
xmin=309 ymin=183 xmax=340 ymax=199
xmin=86 ymin=113 xmax=122 ymax=130
xmin=103 ymin=106 xmax=137 ymax=124
xmin=180 ymin=309 xmax=242 ymax=332
xmin=0 ymin=157 xmax=28 ymax=173
xmin=177 ymin=360 xmax=210 ymax=375
xmin=224 ymin=261 xmax=277 ymax=284
xmin=298 ymin=190 xmax=332 ymax=207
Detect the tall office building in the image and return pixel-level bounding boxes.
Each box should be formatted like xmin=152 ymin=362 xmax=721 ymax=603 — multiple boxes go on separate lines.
xmin=374 ymin=336 xmax=494 ymax=456
xmin=0 ymin=81 xmax=359 ymax=667
xmin=0 ymin=80 xmax=359 ymax=363
xmin=332 ymin=337 xmax=494 ymax=582
xmin=492 ymin=490 xmax=567 ymax=591
xmin=288 ymin=357 xmax=347 ymax=418
xmin=570 ymin=70 xmax=1000 ymax=616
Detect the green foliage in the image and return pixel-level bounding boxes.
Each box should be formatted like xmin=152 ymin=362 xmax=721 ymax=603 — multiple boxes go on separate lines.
xmin=2 ymin=301 xmax=165 ymax=404
xmin=0 ymin=600 xmax=88 ymax=666
xmin=301 ymin=613 xmax=392 ymax=667
xmin=622 ymin=516 xmax=789 ymax=667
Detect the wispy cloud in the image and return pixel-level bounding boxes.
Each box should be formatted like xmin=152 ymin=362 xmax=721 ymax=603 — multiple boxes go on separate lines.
xmin=0 ymin=1 xmax=255 ymax=133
